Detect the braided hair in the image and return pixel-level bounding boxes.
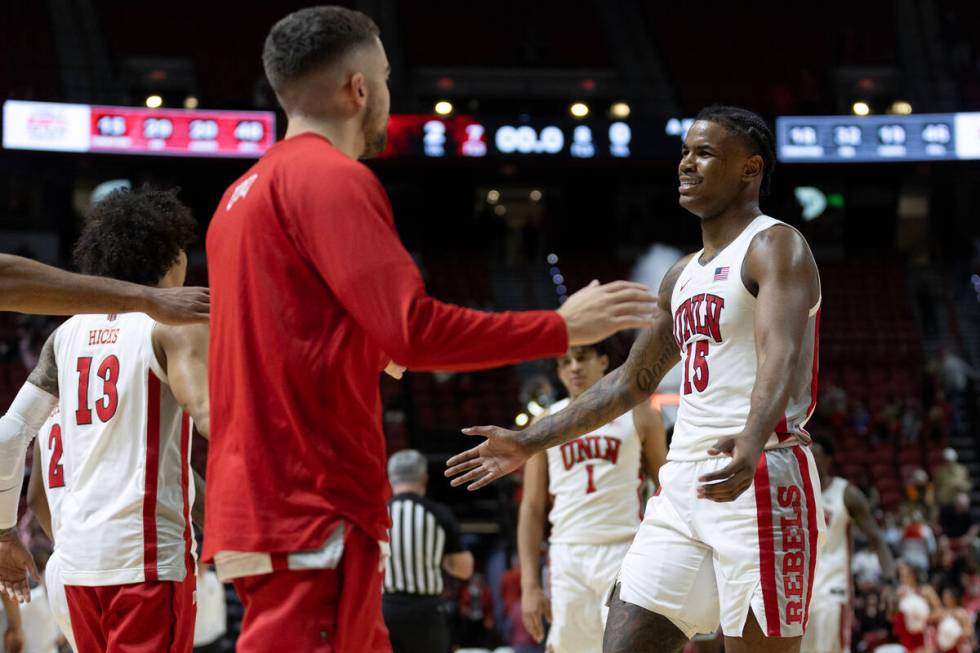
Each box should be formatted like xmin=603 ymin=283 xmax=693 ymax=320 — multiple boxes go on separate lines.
xmin=695 ymin=105 xmax=776 ymax=198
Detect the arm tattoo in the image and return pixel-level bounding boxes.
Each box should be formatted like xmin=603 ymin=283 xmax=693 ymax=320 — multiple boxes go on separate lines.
xmin=521 ymin=368 xmax=636 ymax=451
xmin=26 ymin=333 xmax=59 ymax=397
xmin=635 ymin=327 xmax=679 ymax=394
xmin=519 ymin=257 xmax=688 ymax=454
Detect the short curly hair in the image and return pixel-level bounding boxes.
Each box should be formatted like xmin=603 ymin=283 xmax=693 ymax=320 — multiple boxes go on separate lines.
xmin=73 ymin=187 xmax=197 ymax=285
xmin=263 ymin=6 xmax=380 ymax=93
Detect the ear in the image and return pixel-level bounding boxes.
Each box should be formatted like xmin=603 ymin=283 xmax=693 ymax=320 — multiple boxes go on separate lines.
xmin=349 ymin=71 xmax=368 ymax=110
xmin=599 ymin=354 xmax=609 ymax=373
xmin=743 ymin=153 xmax=764 ymax=183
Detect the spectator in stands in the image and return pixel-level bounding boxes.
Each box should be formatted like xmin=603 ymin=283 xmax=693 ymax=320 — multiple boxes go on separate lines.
xmin=894 ymin=562 xmax=939 ymax=653
xmin=851 ymin=399 xmax=871 ymax=436
xmin=902 ymin=468 xmax=939 ymax=524
xmin=935 ymin=449 xmax=973 ymax=507
xmin=941 ymin=349 xmax=979 ymax=396
xmin=932 ymin=586 xmax=976 ymax=653
xmin=900 ymin=510 xmax=938 ymax=573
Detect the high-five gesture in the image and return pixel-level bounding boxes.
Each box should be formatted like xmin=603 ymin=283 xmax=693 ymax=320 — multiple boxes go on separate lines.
xmin=445 ymin=426 xmax=532 ymax=491
xmin=558 ymin=280 xmax=656 ymax=345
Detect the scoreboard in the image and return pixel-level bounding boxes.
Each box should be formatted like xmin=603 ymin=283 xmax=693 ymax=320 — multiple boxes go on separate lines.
xmin=3 ymin=100 xmax=275 ymax=158
xmin=777 ymin=112 xmax=980 ymax=163
xmin=378 ymin=114 xmax=667 ymax=160
xmin=8 ymin=99 xmax=980 ymax=166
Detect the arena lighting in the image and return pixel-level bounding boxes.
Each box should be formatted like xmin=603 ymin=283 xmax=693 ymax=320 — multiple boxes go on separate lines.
xmin=852 ymin=101 xmax=870 ymax=116
xmin=434 ymin=100 xmax=453 ymax=116
xmin=610 ymin=102 xmax=631 ymax=119
xmin=183 ymin=96 xmax=199 ymax=110
xmin=570 ymin=102 xmax=589 ymax=119
xmin=891 ymin=100 xmax=913 ymax=115
xmin=515 ymin=413 xmax=530 ymax=427
xmin=486 ymin=189 xmax=500 ymax=204
xmin=493 ymin=204 xmax=507 ymax=216
xmin=527 ymin=400 xmax=545 ymax=417
xmin=529 ymin=189 xmax=542 ymax=201
xmin=145 ymin=95 xmax=163 ymax=109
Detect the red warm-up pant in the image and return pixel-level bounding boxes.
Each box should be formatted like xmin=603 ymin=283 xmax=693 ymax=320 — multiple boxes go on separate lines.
xmin=65 ymin=574 xmax=196 ymax=653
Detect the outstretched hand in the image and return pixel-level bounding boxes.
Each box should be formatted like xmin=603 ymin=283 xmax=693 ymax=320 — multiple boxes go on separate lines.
xmin=445 ymin=426 xmax=532 ymax=491
xmin=697 ymin=436 xmax=763 ymax=503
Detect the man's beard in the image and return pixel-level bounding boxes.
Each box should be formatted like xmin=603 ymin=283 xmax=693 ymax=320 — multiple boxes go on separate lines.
xmin=360 ymin=105 xmax=388 ymax=159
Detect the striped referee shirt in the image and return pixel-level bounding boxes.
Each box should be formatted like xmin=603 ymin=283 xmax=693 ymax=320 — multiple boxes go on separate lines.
xmin=384 ymin=492 xmax=464 ymax=596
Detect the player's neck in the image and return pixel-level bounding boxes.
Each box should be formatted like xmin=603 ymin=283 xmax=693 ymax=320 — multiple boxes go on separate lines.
xmin=284 ymin=116 xmax=364 ymax=160
xmin=699 ymin=203 xmax=762 ymax=261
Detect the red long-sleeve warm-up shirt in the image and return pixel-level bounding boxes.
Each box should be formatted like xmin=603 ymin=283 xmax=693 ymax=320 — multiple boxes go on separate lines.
xmin=203 ymin=133 xmax=567 ymax=557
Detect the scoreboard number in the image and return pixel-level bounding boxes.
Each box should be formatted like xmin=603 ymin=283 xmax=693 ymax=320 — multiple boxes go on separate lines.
xmin=189 ymin=119 xmax=219 ymax=141
xmin=97 ymin=115 xmax=126 ymax=137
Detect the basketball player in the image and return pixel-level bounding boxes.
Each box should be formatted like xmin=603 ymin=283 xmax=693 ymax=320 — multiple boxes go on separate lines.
xmin=801 ymin=436 xmax=895 ymax=653
xmin=0 ymin=187 xmax=209 ymax=651
xmin=204 ymin=7 xmax=655 ymax=652
xmin=25 ymin=407 xmax=77 ymax=650
xmin=0 ymin=253 xmax=209 ymax=324
xmin=519 ymin=340 xmax=666 ymax=651
xmin=448 ymin=105 xmax=824 ymax=653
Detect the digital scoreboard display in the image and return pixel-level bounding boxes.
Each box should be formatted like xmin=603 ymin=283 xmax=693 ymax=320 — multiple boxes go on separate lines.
xmin=379 ymin=114 xmax=681 ymax=160
xmin=3 ymin=100 xmax=275 ymax=158
xmin=777 ymin=112 xmax=980 ymax=163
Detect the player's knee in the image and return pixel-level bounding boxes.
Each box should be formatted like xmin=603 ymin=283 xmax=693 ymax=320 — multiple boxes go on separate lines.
xmin=602 ymin=585 xmax=688 ymax=653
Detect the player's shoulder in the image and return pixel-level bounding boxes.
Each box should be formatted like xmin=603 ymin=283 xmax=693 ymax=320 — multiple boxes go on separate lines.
xmin=659 ymin=252 xmax=698 ymax=299
xmin=746 ymin=217 xmax=811 ymax=258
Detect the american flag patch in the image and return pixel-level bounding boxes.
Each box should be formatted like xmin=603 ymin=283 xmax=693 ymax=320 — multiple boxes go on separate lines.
xmin=714 ymin=266 xmax=729 ymax=281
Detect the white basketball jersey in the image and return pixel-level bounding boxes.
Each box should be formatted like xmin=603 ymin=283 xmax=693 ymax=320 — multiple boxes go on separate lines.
xmin=811 ymin=476 xmax=852 ymax=602
xmin=36 ymin=408 xmax=65 ymax=541
xmin=53 ymin=312 xmax=194 ymax=586
xmin=669 ymin=215 xmax=820 ymax=461
xmin=545 ymin=398 xmax=643 ymax=545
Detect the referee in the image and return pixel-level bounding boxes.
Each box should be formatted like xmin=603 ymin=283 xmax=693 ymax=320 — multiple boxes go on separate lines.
xmin=383 ymin=450 xmax=473 ymax=653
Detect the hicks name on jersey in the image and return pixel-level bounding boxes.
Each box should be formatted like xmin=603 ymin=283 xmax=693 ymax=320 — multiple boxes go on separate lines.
xmin=87 ymin=328 xmax=121 ymax=346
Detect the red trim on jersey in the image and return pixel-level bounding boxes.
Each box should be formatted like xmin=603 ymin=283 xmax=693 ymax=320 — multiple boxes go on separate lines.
xmin=805 ymin=308 xmax=821 ymax=421
xmin=792 ymin=446 xmax=819 ymax=631
xmin=753 ymin=453 xmax=780 ymax=637
xmin=839 ymin=603 xmax=847 ymax=651
xmin=180 ymin=413 xmax=192 ymax=576
xmin=143 ymin=373 xmax=161 ymax=582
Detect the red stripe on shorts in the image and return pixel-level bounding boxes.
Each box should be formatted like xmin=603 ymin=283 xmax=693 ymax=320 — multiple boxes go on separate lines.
xmin=753 ymin=452 xmax=781 ymax=636
xmin=792 ymin=446 xmax=819 ymax=631
xmin=143 ymin=372 xmax=161 ymax=581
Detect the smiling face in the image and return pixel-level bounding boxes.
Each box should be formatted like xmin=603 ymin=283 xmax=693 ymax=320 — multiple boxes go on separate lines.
xmin=678 ymin=120 xmax=763 ymax=219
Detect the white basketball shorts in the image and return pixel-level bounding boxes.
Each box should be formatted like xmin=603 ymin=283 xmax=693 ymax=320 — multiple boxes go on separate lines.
xmin=44 ymin=550 xmax=77 ymax=650
xmin=618 ymin=445 xmax=824 ymax=639
xmin=800 ymin=599 xmax=851 ymax=653
xmin=546 ymin=540 xmax=631 ymax=653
